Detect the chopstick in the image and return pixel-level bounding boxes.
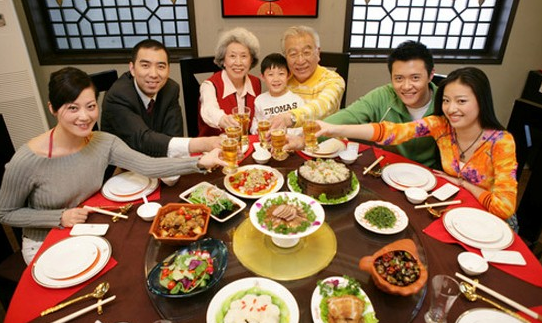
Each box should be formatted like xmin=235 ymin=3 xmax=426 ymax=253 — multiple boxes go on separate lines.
xmin=83 ymin=205 xmax=128 ymax=219
xmin=51 ymin=295 xmax=116 ymax=323
xmin=455 ymin=273 xmax=542 ymax=321
xmin=363 ymin=155 xmax=385 ymax=175
xmin=414 ymin=200 xmax=461 ymax=209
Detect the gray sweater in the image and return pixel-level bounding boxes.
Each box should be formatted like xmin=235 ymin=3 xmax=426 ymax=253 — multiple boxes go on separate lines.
xmin=0 ymin=131 xmax=201 ymax=242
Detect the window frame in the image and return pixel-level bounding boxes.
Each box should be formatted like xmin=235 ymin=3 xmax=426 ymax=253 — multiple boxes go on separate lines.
xmin=343 ymin=0 xmax=519 ymax=64
xmin=21 ymin=0 xmax=198 ymax=65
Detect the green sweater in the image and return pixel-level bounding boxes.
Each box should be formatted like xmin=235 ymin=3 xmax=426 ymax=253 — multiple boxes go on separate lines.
xmin=324 ymin=83 xmax=440 ymax=169
xmin=0 ymin=132 xmax=202 ymax=242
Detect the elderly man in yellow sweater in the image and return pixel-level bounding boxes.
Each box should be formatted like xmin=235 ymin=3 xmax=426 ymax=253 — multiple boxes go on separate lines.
xmin=269 ymin=25 xmax=346 ymax=130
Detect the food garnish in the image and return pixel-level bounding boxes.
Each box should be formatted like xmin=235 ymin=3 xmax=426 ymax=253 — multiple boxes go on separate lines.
xmin=363 ymin=206 xmax=397 ymax=229
xmin=187 ymin=185 xmax=237 ymax=218
xmin=159 ymin=250 xmax=213 ymax=294
xmin=228 ymin=168 xmax=277 ymax=195
xmin=374 ymin=250 xmax=421 ymax=286
xmin=317 ymin=275 xmax=378 ymax=323
xmin=256 ymin=195 xmax=318 ymax=234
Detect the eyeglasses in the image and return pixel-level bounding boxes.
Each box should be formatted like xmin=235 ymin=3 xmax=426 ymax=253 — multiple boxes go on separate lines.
xmin=286 ymin=49 xmax=314 ymax=60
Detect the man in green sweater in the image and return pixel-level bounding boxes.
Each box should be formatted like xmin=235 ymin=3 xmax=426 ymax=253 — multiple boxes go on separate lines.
xmin=324 ymin=41 xmax=441 ymax=169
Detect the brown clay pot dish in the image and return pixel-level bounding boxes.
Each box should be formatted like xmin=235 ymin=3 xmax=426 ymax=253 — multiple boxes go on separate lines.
xmin=149 ymin=203 xmax=210 ymax=245
xmin=359 ymin=238 xmax=428 ymax=296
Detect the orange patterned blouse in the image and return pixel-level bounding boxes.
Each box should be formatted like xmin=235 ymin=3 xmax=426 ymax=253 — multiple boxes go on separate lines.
xmin=371 ymin=115 xmax=517 ymax=219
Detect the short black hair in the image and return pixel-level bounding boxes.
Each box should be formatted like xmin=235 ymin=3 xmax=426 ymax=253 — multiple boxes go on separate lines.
xmin=260 ymin=53 xmax=289 ymax=74
xmin=48 ymin=67 xmax=96 ymax=112
xmin=131 ymin=39 xmax=170 ymax=64
xmin=387 ymin=40 xmax=434 ymax=77
xmin=434 ymin=67 xmax=504 ymax=130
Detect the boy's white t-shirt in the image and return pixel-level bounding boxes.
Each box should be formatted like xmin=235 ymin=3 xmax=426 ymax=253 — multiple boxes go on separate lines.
xmin=250 ymin=90 xmax=305 ymax=135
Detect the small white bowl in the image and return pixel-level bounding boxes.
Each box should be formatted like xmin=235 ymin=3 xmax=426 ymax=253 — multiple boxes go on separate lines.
xmin=137 ymin=202 xmax=162 ymax=222
xmin=338 ymin=150 xmax=357 ymax=165
xmin=405 ymin=187 xmax=429 ymax=204
xmin=252 ymin=149 xmax=271 ymax=164
xmin=457 ymin=251 xmax=488 ymax=276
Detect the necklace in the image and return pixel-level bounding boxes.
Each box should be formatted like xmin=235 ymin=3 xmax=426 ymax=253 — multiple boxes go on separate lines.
xmin=457 ymin=129 xmax=484 ymax=161
xmin=47 ymin=127 xmax=91 ymax=159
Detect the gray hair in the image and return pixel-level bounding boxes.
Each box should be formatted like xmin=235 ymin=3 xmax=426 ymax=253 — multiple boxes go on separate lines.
xmin=281 ymin=25 xmax=321 ymax=53
xmin=214 ymin=27 xmax=260 ymax=69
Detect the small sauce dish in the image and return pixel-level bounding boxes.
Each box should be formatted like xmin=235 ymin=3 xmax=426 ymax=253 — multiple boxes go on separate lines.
xmin=405 ymin=187 xmax=429 ymax=204
xmin=338 ymin=150 xmax=358 ymax=165
xmin=252 ymin=149 xmax=271 ymax=164
xmin=137 ymin=202 xmax=162 ymax=222
xmin=457 ymin=251 xmax=488 ymax=276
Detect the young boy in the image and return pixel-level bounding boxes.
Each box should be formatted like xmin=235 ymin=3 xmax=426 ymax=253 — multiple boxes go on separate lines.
xmin=250 ymin=53 xmax=304 ymax=135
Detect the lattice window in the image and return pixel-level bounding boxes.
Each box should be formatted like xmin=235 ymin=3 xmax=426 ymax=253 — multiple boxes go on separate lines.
xmin=22 ymin=0 xmax=196 ymax=64
xmin=345 ymin=0 xmax=518 ymax=63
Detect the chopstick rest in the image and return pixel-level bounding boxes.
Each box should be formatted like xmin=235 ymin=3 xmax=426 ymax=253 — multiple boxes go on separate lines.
xmin=363 ymin=155 xmax=385 ymax=175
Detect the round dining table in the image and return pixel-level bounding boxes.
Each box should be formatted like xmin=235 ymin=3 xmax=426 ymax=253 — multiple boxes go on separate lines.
xmin=20 ymin=147 xmax=542 ymax=323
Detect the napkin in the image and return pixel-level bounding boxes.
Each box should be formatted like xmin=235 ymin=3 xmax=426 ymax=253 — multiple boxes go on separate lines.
xmin=4 ymin=228 xmax=117 ymax=323
xmin=423 ymin=219 xmax=542 ymax=288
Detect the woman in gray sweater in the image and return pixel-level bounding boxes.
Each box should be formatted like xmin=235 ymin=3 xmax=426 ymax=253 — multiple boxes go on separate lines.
xmin=0 ymin=67 xmax=226 ymax=264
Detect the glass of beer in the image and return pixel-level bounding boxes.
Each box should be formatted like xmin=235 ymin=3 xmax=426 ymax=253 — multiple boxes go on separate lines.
xmin=270 ymin=127 xmax=288 ymax=161
xmin=257 ymin=120 xmax=271 ymax=149
xmin=220 ymin=137 xmax=239 ymax=175
xmin=303 ymin=115 xmax=319 ymax=152
xmin=232 ymin=107 xmax=251 ymax=146
xmin=225 ymin=125 xmax=243 ymax=157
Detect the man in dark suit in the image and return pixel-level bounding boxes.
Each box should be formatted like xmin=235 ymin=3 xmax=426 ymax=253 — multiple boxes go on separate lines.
xmin=101 ymin=39 xmax=220 ymax=159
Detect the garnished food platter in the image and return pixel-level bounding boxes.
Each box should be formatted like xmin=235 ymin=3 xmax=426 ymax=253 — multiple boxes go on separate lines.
xmin=179 ymin=181 xmax=246 ymax=222
xmin=249 ymin=192 xmax=325 ymax=248
xmin=206 ymin=277 xmax=299 ymax=323
xmin=354 ymin=200 xmax=408 ymax=235
xmin=223 ymin=165 xmax=284 ymax=199
xmin=311 ymin=276 xmax=378 ymax=323
xmin=146 ymin=238 xmax=227 ymax=298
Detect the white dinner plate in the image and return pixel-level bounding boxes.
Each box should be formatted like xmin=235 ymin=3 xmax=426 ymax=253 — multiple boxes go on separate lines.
xmin=381 ymin=163 xmax=437 ymax=191
xmin=249 ymin=192 xmax=325 ymax=240
xmin=106 ymin=171 xmax=151 ymax=196
xmin=206 ymin=277 xmax=299 ymax=323
xmin=443 ymin=207 xmax=514 ymax=250
xmin=38 ymin=239 xmax=98 ymax=280
xmin=286 ymin=170 xmax=360 ymax=205
xmin=354 ymin=200 xmax=409 ymax=235
xmin=451 ymin=211 xmax=504 ymax=243
xmin=456 ymin=308 xmax=524 ymax=323
xmin=102 ymin=172 xmax=159 ymax=202
xmin=179 ymin=181 xmax=247 ymax=222
xmin=302 ymin=138 xmax=346 ymax=158
xmin=223 ymin=165 xmax=284 ymax=199
xmin=32 ymin=236 xmax=112 ymax=288
xmin=311 ymin=276 xmax=376 ymax=323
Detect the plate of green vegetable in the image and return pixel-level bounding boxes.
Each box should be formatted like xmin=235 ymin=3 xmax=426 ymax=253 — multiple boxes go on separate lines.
xmin=354 ymin=200 xmax=408 ymax=235
xmin=146 ymin=238 xmax=228 ymax=298
xmin=179 ymin=181 xmax=246 ymax=222
xmin=311 ymin=276 xmax=378 ymax=323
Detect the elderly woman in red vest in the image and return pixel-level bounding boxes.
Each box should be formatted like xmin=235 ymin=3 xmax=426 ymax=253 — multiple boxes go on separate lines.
xmin=198 ymin=27 xmax=262 ymax=136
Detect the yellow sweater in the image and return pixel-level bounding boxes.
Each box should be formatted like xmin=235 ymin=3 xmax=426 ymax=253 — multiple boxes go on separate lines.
xmin=288 ymin=65 xmax=345 ymax=127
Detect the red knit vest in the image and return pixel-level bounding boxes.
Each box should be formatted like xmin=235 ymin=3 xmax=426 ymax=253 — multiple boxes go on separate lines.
xmin=197 ymin=72 xmax=261 ymax=137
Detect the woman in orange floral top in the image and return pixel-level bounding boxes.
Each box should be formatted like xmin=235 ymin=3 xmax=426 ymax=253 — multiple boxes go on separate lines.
xmin=287 ymin=67 xmax=518 ymax=229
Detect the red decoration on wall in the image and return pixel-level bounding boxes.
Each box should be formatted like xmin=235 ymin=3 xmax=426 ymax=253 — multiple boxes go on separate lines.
xmin=222 ymin=0 xmax=318 ymax=17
